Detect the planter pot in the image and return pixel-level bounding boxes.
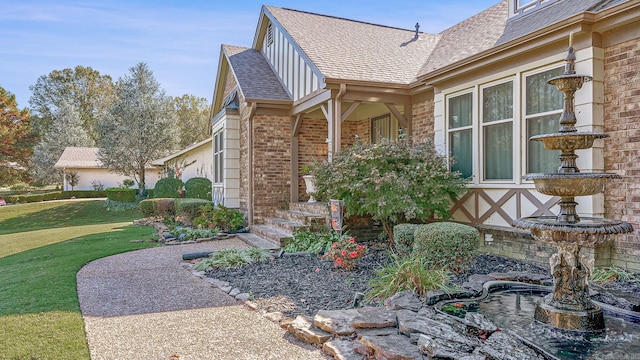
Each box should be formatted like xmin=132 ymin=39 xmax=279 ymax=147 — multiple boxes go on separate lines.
xmin=302 ymin=175 xmax=316 ymax=202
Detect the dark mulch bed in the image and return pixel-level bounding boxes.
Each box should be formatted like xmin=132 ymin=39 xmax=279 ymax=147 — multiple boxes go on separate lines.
xmin=206 ymin=244 xmax=640 ymax=318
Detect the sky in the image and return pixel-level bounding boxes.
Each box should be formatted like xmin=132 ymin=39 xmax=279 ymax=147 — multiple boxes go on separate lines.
xmin=1 ymin=0 xmax=500 ymax=110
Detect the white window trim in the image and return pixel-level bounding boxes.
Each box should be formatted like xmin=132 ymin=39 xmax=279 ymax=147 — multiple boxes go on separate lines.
xmin=445 ymin=88 xmax=477 ymax=183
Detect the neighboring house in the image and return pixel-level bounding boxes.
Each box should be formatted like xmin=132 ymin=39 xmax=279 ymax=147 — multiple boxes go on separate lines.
xmin=54 ymin=147 xmax=160 ymax=191
xmin=152 ymin=136 xmax=214 ymax=183
xmin=209 ymin=0 xmax=640 ymax=270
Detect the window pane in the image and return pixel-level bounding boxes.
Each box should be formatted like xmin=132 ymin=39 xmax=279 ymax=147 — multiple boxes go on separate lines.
xmin=371 ymin=114 xmax=393 ymax=144
xmin=450 ymin=129 xmax=473 ymax=178
xmin=527 ymin=114 xmax=560 ymax=173
xmin=526 ymin=68 xmax=563 ymax=115
xmin=483 ymin=81 xmax=513 ymax=123
xmin=484 ymin=122 xmax=513 ymax=180
xmin=449 ymin=93 xmax=472 ymax=129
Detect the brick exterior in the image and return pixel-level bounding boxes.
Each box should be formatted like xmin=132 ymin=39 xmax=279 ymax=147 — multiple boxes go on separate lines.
xmin=297 ymin=117 xmax=328 ymax=201
xmin=603 ymin=37 xmax=640 ymax=271
xmin=411 ymin=98 xmax=435 ymax=143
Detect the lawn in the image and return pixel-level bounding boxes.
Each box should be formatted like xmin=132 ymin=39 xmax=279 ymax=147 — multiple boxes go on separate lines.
xmin=0 ymin=200 xmax=159 ymax=359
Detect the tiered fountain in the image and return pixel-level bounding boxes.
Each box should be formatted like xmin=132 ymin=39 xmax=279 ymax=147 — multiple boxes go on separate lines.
xmin=512 ymin=43 xmax=633 ymax=332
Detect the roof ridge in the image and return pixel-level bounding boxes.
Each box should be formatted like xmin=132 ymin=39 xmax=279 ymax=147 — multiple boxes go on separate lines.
xmin=267 ymin=5 xmax=429 ymax=34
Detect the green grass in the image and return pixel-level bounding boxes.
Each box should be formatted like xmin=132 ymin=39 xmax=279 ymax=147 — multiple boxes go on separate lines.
xmin=0 ymin=200 xmax=143 ymax=235
xmin=0 ymin=200 xmax=159 ymax=359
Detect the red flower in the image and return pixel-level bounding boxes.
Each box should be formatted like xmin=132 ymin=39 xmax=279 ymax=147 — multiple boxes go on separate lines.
xmin=341 ymin=250 xmax=347 ymax=256
xmin=349 ymin=251 xmax=358 ymax=258
xmin=356 ymin=244 xmax=364 ymax=250
xmin=331 ymin=242 xmax=338 ymax=248
xmin=349 ymin=237 xmax=356 ymax=243
xmin=335 ymin=257 xmax=343 ymax=264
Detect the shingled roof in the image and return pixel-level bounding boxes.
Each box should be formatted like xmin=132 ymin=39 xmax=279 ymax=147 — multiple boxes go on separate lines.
xmin=223 ymin=44 xmax=291 ymax=101
xmin=264 ymin=6 xmax=440 ymax=85
xmin=54 ymin=147 xmax=102 ymax=168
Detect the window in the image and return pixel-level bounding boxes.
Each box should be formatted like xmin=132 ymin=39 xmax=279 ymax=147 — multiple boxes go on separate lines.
xmin=482 ymin=81 xmax=513 ymax=181
xmin=525 ymin=67 xmax=563 ymax=173
xmin=371 ymin=113 xmax=398 ymax=143
xmin=448 ymin=93 xmax=473 ymax=178
xmin=213 ymin=130 xmax=224 ymax=184
xmin=509 ymin=0 xmax=555 ymax=18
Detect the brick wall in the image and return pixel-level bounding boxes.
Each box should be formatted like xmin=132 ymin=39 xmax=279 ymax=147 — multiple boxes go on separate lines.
xmin=603 ymin=37 xmax=640 ymax=271
xmin=411 ymin=98 xmax=435 ymax=143
xmin=252 ymin=113 xmax=291 ymax=222
xmin=298 ymin=117 xmax=328 ymax=201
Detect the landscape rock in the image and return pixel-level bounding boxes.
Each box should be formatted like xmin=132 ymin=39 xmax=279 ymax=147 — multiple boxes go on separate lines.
xmin=353 ymin=306 xmax=397 ymax=328
xmin=323 ymin=338 xmax=365 ymax=360
xmin=397 ymin=310 xmax=478 ymax=350
xmin=219 ymin=286 xmax=232 ymax=293
xmin=355 ymin=327 xmax=398 ymax=337
xmin=417 ymin=334 xmax=474 ymax=359
xmin=384 ymin=290 xmax=423 ymax=312
xmin=314 ymin=309 xmax=358 ymax=335
xmin=488 ymin=271 xmax=549 ymax=284
xmin=235 ymin=292 xmax=249 ymax=301
xmin=464 ymin=312 xmax=498 ymax=337
xmin=462 ymin=274 xmax=494 ymax=295
xmin=359 ymin=334 xmax=423 ymax=360
xmin=287 ymin=315 xmax=332 ymax=345
xmin=228 ymin=288 xmax=240 ymax=296
xmin=263 ymin=311 xmax=283 ymax=323
xmin=425 ymin=289 xmax=473 ymax=305
xmin=476 ymin=331 xmax=544 ymax=360
xmin=352 ymin=338 xmax=374 ymax=357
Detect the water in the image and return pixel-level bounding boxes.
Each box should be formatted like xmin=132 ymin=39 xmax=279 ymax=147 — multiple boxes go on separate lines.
xmin=478 ymin=290 xmax=640 ymax=359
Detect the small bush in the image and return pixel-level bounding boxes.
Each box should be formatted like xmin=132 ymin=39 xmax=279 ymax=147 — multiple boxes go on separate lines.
xmin=105 ymin=188 xmax=137 ymax=203
xmin=590 ymin=267 xmax=639 ymax=284
xmin=393 ymin=224 xmax=420 ymax=254
xmin=244 ymin=247 xmax=273 ymax=262
xmin=154 ymin=177 xmax=184 ymax=198
xmin=366 ymin=253 xmax=452 ymax=302
xmin=139 ymin=199 xmax=157 ymax=217
xmin=185 ymin=177 xmax=212 ymax=200
xmin=283 ymin=228 xmax=347 ymax=254
xmin=155 ymin=198 xmax=176 ymax=218
xmin=104 ymin=199 xmax=138 ymax=212
xmin=3 ymin=190 xmax=106 ymax=204
xmin=170 ymin=227 xmax=219 ymax=241
xmin=412 ymin=222 xmax=479 ymax=272
xmin=175 ymin=198 xmax=211 ymax=223
xmin=193 ymin=204 xmax=245 ymax=232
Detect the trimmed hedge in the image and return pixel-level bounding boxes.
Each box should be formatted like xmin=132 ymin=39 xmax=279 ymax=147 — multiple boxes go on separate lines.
xmin=155 ymin=198 xmax=176 ymax=218
xmin=139 ymin=199 xmax=157 ymax=217
xmin=154 ymin=177 xmax=184 ymax=198
xmin=393 ymin=223 xmax=420 ymax=254
xmin=175 ymin=198 xmax=211 ymax=223
xmin=3 ymin=190 xmax=107 ymax=204
xmin=184 ymin=177 xmax=212 ymax=200
xmin=412 ymin=222 xmax=479 ymax=272
xmin=105 ymin=188 xmax=137 ymax=203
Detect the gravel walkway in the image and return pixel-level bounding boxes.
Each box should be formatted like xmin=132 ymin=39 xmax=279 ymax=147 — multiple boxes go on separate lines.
xmin=77 ymin=238 xmax=327 ymax=360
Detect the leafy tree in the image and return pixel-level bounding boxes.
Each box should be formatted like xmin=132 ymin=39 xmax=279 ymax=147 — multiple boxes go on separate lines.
xmin=171 ymin=94 xmax=210 ymax=148
xmin=65 ymin=171 xmax=79 ymax=190
xmin=96 ymin=62 xmax=178 ymax=194
xmin=0 ymin=86 xmax=35 ymax=186
xmin=30 ymin=101 xmax=94 ymax=184
xmin=29 ymin=65 xmax=115 ymax=141
xmin=313 ymin=139 xmax=469 ymax=245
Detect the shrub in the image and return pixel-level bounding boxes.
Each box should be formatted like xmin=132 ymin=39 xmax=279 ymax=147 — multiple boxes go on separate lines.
xmin=313 ymin=139 xmax=469 ymax=245
xmin=155 ymin=198 xmax=175 ymax=218
xmin=91 ymin=180 xmax=105 ymax=191
xmin=393 ymin=224 xmax=420 ymax=254
xmin=3 ymin=191 xmax=106 ymax=204
xmin=366 ymin=253 xmax=452 ymax=302
xmin=412 ymin=222 xmax=479 ymax=272
xmin=184 ymin=177 xmax=212 ymax=200
xmin=328 ymin=236 xmax=367 ymax=270
xmin=105 ymin=188 xmax=137 ymax=203
xmin=175 ymin=198 xmax=211 ymax=223
xmin=194 ymin=204 xmax=245 ymax=232
xmin=65 ymin=190 xmax=107 ymax=198
xmin=590 ymin=266 xmax=639 ymax=284
xmin=104 ymin=199 xmax=138 ymax=212
xmin=283 ymin=228 xmax=345 ymax=254
xmin=170 ymin=227 xmax=219 ymax=241
xmin=121 ymin=179 xmax=135 ymax=188
xmin=139 ymin=199 xmax=157 ymax=217
xmin=154 ymin=177 xmax=184 ymax=198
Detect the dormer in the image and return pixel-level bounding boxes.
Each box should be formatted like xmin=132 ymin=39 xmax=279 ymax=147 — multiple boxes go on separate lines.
xmin=508 ymin=0 xmax=558 ymax=19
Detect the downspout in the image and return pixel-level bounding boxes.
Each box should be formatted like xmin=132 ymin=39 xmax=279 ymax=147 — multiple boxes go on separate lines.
xmin=248 ymin=102 xmax=257 ymax=226
xmin=334 ymin=84 xmax=347 ymax=155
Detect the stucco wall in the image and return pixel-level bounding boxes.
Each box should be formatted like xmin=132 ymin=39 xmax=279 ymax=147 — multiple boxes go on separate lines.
xmin=63 ymin=168 xmax=159 ymax=191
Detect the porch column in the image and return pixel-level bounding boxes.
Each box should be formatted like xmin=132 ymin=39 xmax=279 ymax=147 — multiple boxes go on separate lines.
xmin=290 ymin=114 xmax=302 ymax=203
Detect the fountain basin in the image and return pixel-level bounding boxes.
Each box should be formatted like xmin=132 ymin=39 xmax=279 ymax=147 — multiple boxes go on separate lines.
xmin=548 ymin=73 xmax=592 ymax=90
xmin=512 ymin=216 xmax=633 ymax=247
xmin=524 ymin=173 xmax=619 ymax=197
xmin=530 ymin=132 xmax=608 ymax=151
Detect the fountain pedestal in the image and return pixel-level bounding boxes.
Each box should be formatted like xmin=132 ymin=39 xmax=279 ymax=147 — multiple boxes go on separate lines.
xmin=512 ymin=46 xmax=633 ymax=332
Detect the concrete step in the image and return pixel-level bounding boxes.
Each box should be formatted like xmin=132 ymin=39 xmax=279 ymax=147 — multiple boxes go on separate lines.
xmin=236 ymin=232 xmax=281 ymax=250
xmin=274 ymin=209 xmax=328 ymax=224
xmin=264 ymin=216 xmax=308 ymax=233
xmin=289 ymin=202 xmax=330 ymax=217
xmin=250 ymin=224 xmax=293 ymax=247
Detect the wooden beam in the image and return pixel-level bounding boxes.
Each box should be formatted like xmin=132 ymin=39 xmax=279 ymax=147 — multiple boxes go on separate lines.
xmin=292 ymin=89 xmax=332 ymax=115
xmin=290 ymin=116 xmax=300 ymax=203
xmin=292 ymin=113 xmax=302 ymax=136
xmin=320 ymin=103 xmax=329 ymax=120
xmin=343 ymin=91 xmax=411 ymax=104
xmin=341 ymin=101 xmax=361 ymax=123
xmin=385 ymin=103 xmax=408 ymax=128
xmin=404 ymin=104 xmax=413 ymax=139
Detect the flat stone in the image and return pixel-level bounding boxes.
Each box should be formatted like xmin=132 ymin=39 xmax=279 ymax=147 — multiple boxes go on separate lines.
xmin=477 ymin=331 xmax=543 ymax=360
xmin=359 ymin=334 xmax=422 ymax=360
xmin=235 ymin=292 xmax=249 ymax=301
xmin=488 ymin=271 xmax=549 ymax=284
xmin=462 ymin=274 xmax=495 ymax=295
xmin=353 ymin=306 xmax=397 ymax=328
xmin=219 ymin=286 xmax=232 ymax=293
xmin=384 ymin=290 xmax=423 ymax=312
xmin=417 ymin=334 xmax=474 ymax=359
xmin=322 ymin=338 xmax=365 ymax=360
xmin=279 ymin=317 xmax=294 ymax=330
xmin=244 ymin=300 xmax=258 ymax=310
xmin=287 ymin=315 xmax=332 ymax=345
xmin=355 ymin=327 xmax=398 ymax=337
xmin=425 ymin=289 xmax=473 ymax=305
xmin=397 ymin=310 xmax=478 ymax=350
xmin=263 ymin=311 xmax=283 ymax=323
xmin=352 ymin=338 xmax=374 ymax=357
xmin=465 ymin=312 xmax=498 ymax=337
xmin=209 ymin=279 xmax=230 ymax=288
xmin=229 ymin=288 xmax=240 ymax=296
xmin=191 ymin=270 xmax=205 ymax=277
xmin=314 ymin=309 xmax=358 ymax=335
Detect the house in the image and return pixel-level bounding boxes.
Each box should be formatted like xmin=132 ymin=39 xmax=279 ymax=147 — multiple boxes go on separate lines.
xmin=54 ymin=147 xmax=160 ymax=191
xmin=209 ymin=0 xmax=640 ymax=270
xmin=151 ymin=136 xmax=214 ymax=183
